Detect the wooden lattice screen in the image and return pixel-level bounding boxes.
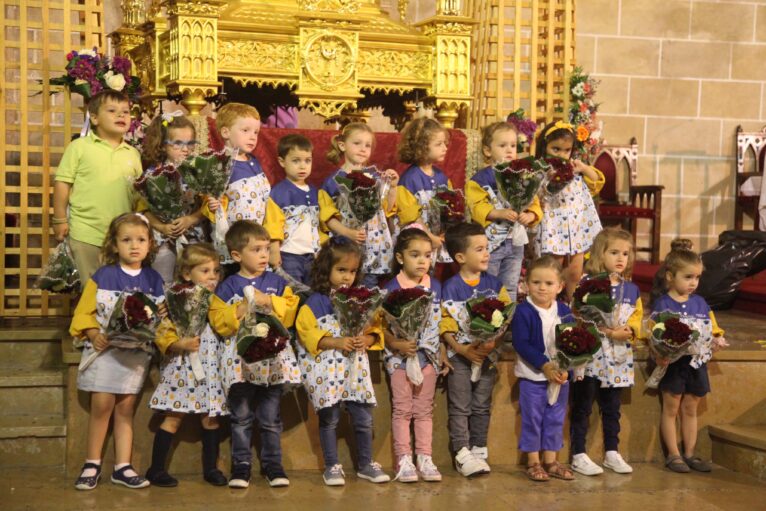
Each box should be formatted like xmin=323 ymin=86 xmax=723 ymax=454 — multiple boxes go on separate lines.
xmin=1 ymin=0 xmax=104 ymax=317
xmin=468 ymin=0 xmax=575 ymax=129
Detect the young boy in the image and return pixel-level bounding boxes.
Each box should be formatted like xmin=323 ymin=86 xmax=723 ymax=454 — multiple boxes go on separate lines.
xmin=466 ymin=122 xmax=542 ymax=300
xmin=440 ymin=222 xmax=511 ymax=477
xmin=263 ymin=134 xmax=335 ymax=284
xmin=209 ymin=221 xmax=300 ymax=489
xmin=206 ymin=103 xmax=271 ymax=268
xmin=52 ymin=90 xmax=142 ymax=282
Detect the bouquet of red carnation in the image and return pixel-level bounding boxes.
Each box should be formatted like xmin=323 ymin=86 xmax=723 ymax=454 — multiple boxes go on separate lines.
xmin=36 ymin=239 xmax=80 ymax=294
xmin=465 ymin=294 xmax=516 ymax=381
xmin=178 ymin=148 xmax=237 ymax=199
xmin=165 ymin=282 xmax=213 ymax=381
xmin=547 ymin=322 xmax=601 ymax=404
xmin=334 ymin=170 xmax=381 ymax=229
xmin=332 ymin=285 xmax=386 ymax=383
xmin=427 ymin=186 xmax=465 ymax=236
xmin=645 ymin=311 xmax=699 ymax=389
xmin=544 ymin=157 xmax=576 ymax=195
xmin=236 ymin=311 xmax=290 ymax=364
xmin=382 ymin=287 xmax=434 ymax=385
xmin=133 ymin=163 xmax=187 ymax=223
xmin=572 ymin=273 xmax=617 ymax=327
xmin=494 ymin=157 xmax=548 ymax=213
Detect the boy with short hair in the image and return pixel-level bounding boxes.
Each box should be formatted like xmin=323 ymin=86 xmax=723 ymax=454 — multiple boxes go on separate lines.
xmin=208 ymin=220 xmax=300 ymax=489
xmin=52 ymin=90 xmax=142 ymax=282
xmin=440 ymin=222 xmax=511 ymax=478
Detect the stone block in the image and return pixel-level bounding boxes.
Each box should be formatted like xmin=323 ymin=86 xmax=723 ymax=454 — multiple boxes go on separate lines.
xmin=600 ymin=114 xmax=645 ymax=151
xmin=732 ymin=44 xmax=766 ymax=81
xmin=700 ymin=81 xmax=761 ymax=119
xmin=576 ymin=0 xmax=619 ymax=35
xmin=645 ymin=117 xmax=721 ymax=157
xmin=758 ymin=6 xmax=766 ymax=42
xmin=657 ymin=156 xmax=683 ymax=195
xmin=692 ymin=1 xmax=756 ymax=42
xmin=661 ymin=40 xmax=730 ymax=79
xmin=630 ymin=78 xmax=698 ymax=117
xmin=591 ymin=76 xmax=630 ymax=114
xmin=621 ymin=0 xmax=691 ymax=38
xmin=576 ymin=35 xmax=596 ymax=72
xmin=596 ymin=37 xmax=660 ymax=76
xmin=683 ymin=158 xmax=736 ymax=198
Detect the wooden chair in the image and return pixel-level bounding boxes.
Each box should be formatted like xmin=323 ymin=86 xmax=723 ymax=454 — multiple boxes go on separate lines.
xmin=594 ymin=138 xmax=664 ymax=264
xmin=734 ymin=125 xmax=766 ymax=231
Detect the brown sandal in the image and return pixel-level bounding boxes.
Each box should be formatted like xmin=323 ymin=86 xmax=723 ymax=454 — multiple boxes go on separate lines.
xmin=543 ymin=461 xmax=575 ymax=480
xmin=526 ymin=463 xmax=550 ymax=482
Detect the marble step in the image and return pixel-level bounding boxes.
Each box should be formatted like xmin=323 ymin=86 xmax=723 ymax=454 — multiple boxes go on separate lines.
xmin=0 ymin=327 xmax=65 ymax=370
xmin=710 ymin=424 xmax=766 ymax=480
xmin=0 ymin=415 xmax=66 ymax=439
xmin=0 ymin=369 xmax=66 ymax=416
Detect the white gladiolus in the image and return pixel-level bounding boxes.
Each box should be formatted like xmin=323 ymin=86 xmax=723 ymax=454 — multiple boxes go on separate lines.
xmin=254 ymin=322 xmax=270 ymax=338
xmin=104 ymin=71 xmax=126 ymax=91
xmin=491 ymin=309 xmax=504 ymax=328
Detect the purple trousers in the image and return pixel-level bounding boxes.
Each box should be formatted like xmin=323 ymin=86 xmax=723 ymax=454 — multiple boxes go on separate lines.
xmin=518 ymin=378 xmax=569 ymax=452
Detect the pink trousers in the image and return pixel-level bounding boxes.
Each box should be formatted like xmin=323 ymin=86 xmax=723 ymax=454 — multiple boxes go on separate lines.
xmin=390 ymin=364 xmax=437 ymax=457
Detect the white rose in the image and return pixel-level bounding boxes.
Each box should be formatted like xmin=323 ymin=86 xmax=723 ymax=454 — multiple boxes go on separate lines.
xmin=490 ymin=309 xmax=504 ymax=328
xmin=254 ymin=322 xmax=270 ymax=338
xmin=78 ymin=48 xmax=97 ymax=57
xmin=104 ymin=71 xmax=126 ymax=91
xmin=518 ymin=133 xmax=527 ymax=143
xmin=581 ymin=293 xmax=590 ymax=303
xmin=654 ymin=323 xmax=666 ymax=332
xmin=144 ymin=305 xmax=153 ymax=319
xmin=572 ymin=82 xmax=584 ymax=96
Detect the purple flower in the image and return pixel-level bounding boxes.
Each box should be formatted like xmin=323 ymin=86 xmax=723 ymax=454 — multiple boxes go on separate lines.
xmin=112 ymin=56 xmax=132 ymax=77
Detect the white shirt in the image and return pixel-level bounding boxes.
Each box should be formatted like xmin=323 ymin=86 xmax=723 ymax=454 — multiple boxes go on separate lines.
xmin=514 ymin=297 xmax=561 ymax=382
xmin=281 ymin=184 xmax=316 ymax=255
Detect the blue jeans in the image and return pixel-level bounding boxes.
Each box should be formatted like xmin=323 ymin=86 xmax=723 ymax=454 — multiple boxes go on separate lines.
xmin=487 ymin=239 xmax=524 ymax=301
xmin=318 ymin=402 xmax=373 ymax=469
xmin=228 ymin=382 xmax=284 ymax=471
xmin=281 ymin=252 xmax=314 ymax=285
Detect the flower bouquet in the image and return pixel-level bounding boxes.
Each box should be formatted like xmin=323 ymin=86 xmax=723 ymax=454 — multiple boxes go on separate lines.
xmin=547 ymin=322 xmax=601 ymax=405
xmin=272 ymin=267 xmax=313 ymax=301
xmin=36 ymin=239 xmax=80 ymax=294
xmin=493 ymin=156 xmax=548 ymax=245
xmin=645 ymin=312 xmax=699 ymax=389
xmin=569 ymin=66 xmax=604 ymax=163
xmin=543 ymin=157 xmax=575 ymax=195
xmin=572 ymin=274 xmax=616 ymax=326
xmin=78 ymin=292 xmax=161 ymax=371
xmin=165 ymin=282 xmax=213 ymax=382
xmin=426 ymin=186 xmax=465 ymax=236
xmin=333 ymin=171 xmax=381 ymax=229
xmin=382 ymin=287 xmax=434 ymax=385
xmin=465 ymin=295 xmax=516 ymax=382
xmin=236 ymin=312 xmax=290 ymax=364
xmin=331 ymin=285 xmax=386 ymax=383
xmin=47 ymin=48 xmax=141 ymax=101
xmin=133 ymin=163 xmax=186 ymax=224
xmin=506 ymin=109 xmax=539 ymax=153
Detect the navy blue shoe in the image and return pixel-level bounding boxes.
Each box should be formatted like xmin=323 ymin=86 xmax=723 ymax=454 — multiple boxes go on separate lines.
xmin=74 ymin=462 xmax=102 ymax=491
xmin=111 ymin=465 xmax=150 ymax=489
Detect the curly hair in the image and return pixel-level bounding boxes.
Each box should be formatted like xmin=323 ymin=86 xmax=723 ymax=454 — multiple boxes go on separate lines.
xmin=585 ymin=227 xmax=635 ymax=278
xmin=141 ymin=114 xmax=196 ymax=167
xmin=310 ymin=237 xmax=364 ymax=296
xmin=175 ymin=242 xmax=219 ymax=282
xmin=397 ymin=118 xmax=448 ymax=165
xmin=101 ymin=212 xmax=157 ymax=266
xmin=481 ymin=121 xmax=517 ymax=162
xmin=326 ymin=122 xmax=375 ymax=165
xmin=534 ymin=120 xmax=575 ymax=159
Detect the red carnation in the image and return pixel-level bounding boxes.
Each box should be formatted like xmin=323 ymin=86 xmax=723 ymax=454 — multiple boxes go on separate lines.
xmin=345 ymin=171 xmax=377 ymax=188
xmin=662 ymin=318 xmax=694 ymax=346
xmin=123 ymin=294 xmax=151 ymax=328
xmin=336 ymin=286 xmax=377 ymax=301
xmin=469 ymin=297 xmax=506 ymax=323
xmin=385 ymin=287 xmax=430 ymax=307
xmin=572 ymin=278 xmax=610 ymax=303
xmin=508 ymin=158 xmax=535 ymax=172
xmin=558 ymin=326 xmax=599 ymax=356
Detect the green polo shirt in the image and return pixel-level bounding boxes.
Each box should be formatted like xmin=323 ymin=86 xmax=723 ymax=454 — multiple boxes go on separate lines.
xmin=54 ymin=132 xmax=142 ymax=246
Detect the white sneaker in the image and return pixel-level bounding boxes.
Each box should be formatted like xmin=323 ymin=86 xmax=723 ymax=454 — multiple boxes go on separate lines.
xmin=470 ymin=446 xmax=491 ymax=473
xmin=603 ymin=451 xmax=633 ymax=474
xmin=323 ymin=464 xmax=346 ymax=486
xmin=571 ymin=453 xmax=604 ymax=476
xmin=394 ymin=455 xmax=419 ymax=483
xmin=416 ymin=455 xmax=442 ymax=482
xmin=454 ymin=447 xmax=488 ymax=477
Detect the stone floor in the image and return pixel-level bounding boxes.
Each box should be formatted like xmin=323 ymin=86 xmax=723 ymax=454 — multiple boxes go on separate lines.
xmin=2 ymin=463 xmax=766 ymax=511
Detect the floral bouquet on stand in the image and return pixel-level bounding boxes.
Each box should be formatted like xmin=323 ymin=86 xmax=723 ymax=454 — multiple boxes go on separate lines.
xmin=569 ymin=66 xmax=604 ymax=163
xmin=333 ymin=171 xmax=381 ymax=230
xmin=547 ymin=322 xmax=601 ymax=405
xmin=165 ymin=282 xmax=213 ymax=382
xmin=427 ymin=186 xmax=465 ymax=236
xmin=47 ymin=48 xmax=142 ymax=101
xmin=236 ymin=285 xmax=291 ymax=364
xmin=465 ymin=294 xmax=516 ymax=382
xmin=382 ymin=287 xmax=434 ymax=385
xmin=133 ymin=163 xmax=187 ymax=224
xmin=36 ymin=239 xmax=80 ymax=294
xmin=78 ymin=292 xmax=161 ymax=371
xmin=506 ymin=109 xmax=539 ymax=154
xmin=494 ymin=156 xmax=548 ymax=245
xmin=645 ymin=312 xmax=699 ymax=389
xmin=543 ymin=157 xmax=576 ymax=196
xmin=331 ymin=285 xmax=386 ymax=384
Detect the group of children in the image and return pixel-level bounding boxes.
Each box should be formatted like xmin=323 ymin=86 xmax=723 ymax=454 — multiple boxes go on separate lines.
xmin=55 ymin=89 xmax=726 ymax=492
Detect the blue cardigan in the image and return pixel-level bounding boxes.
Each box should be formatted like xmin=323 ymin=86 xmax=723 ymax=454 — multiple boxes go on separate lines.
xmin=511 ymin=300 xmax=574 ymax=370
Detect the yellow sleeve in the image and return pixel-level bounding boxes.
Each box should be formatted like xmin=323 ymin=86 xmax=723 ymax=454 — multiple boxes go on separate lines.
xmin=201 ymin=195 xmax=229 ymax=223
xmin=296 ymin=304 xmax=332 ymax=356
xmin=498 ymin=286 xmax=511 ymax=304
xmin=263 ymin=198 xmax=286 ymax=242
xmin=318 ymin=189 xmax=339 ymax=241
xmin=396 ymin=185 xmax=421 ymax=225
xmin=709 ymin=311 xmax=725 ymax=337
xmin=440 ymin=304 xmax=460 ymax=336
xmin=447 ymin=179 xmax=454 ymax=190
xmin=365 ymin=312 xmax=385 ymax=351
xmin=465 ymin=180 xmax=494 ymax=227
xmin=583 ymin=166 xmax=605 ymax=196
xmin=271 ymin=286 xmax=300 ymax=329
xmin=69 ymin=279 xmax=101 ymax=338
xmin=627 ymin=297 xmax=643 ymax=342
xmin=135 ymin=197 xmax=149 ymax=213
xmin=524 ymin=195 xmax=543 ymax=228
xmin=208 ymin=295 xmax=242 ymax=337
xmin=154 ymin=318 xmax=180 ymax=354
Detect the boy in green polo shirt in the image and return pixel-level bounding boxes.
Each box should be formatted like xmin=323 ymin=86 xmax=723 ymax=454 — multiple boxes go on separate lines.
xmin=52 ymin=90 xmax=143 ymax=282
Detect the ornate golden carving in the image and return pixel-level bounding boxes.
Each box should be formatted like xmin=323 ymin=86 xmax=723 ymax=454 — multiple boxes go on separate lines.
xmin=437 ymin=0 xmax=463 ymax=16
xmin=302 ymin=31 xmax=356 ymax=91
xmin=357 ymin=49 xmax=431 ymax=82
xmin=231 ymin=76 xmax=298 ymax=89
xmin=166 ymin=0 xmax=224 ymax=17
xmin=299 ymin=98 xmax=357 ymax=118
xmin=121 ymin=0 xmax=146 ymax=28
xmin=398 ymin=0 xmax=408 ymax=23
xmin=218 ymin=40 xmax=297 ymax=75
xmin=299 ymin=0 xmax=360 ymax=14
xmin=421 ymin=21 xmax=472 ymax=36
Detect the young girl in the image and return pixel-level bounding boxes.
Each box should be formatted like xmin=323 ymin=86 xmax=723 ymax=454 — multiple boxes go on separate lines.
xmin=570 ymin=228 xmax=642 ymax=476
xmin=650 ymin=238 xmax=694 ymax=307
xmin=320 ymin=122 xmax=399 ymax=287
xmin=295 ymin=237 xmax=390 ymax=486
xmin=396 ymin=118 xmax=454 ymax=265
xmin=466 ymin=121 xmax=542 ymax=300
xmin=140 ymin=113 xmax=207 ymax=283
xmin=652 ymin=244 xmax=726 ymax=473
xmin=383 ymin=227 xmax=448 ymax=483
xmin=511 ymin=255 xmax=575 ymax=482
xmin=534 ymin=121 xmax=604 ymax=298
xmin=71 ymin=213 xmax=165 ymax=490
xmin=146 ymin=243 xmax=228 ymax=487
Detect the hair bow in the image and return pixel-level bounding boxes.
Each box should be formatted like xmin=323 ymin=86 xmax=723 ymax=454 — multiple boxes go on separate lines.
xmin=161 ymin=110 xmax=184 ymax=127
xmin=134 ymin=212 xmax=150 ymax=226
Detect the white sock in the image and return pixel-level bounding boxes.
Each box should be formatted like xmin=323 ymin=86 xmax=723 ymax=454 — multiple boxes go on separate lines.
xmin=81 ymin=459 xmax=101 ymax=478
xmin=115 ymin=463 xmax=138 ymax=478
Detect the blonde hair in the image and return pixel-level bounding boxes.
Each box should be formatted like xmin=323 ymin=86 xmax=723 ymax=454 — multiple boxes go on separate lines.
xmin=215 ymin=102 xmax=260 ymax=131
xmin=526 ymin=255 xmax=565 ymax=281
xmin=481 ymin=121 xmax=517 ymax=162
xmin=585 ymin=227 xmax=636 ymax=278
xmin=326 ymin=122 xmax=374 ymax=165
xmin=141 ymin=114 xmax=196 ymax=166
xmin=175 ymin=243 xmax=218 ymax=281
xmin=397 ymin=118 xmax=448 ymax=165
xmin=101 ymin=213 xmax=156 ymax=266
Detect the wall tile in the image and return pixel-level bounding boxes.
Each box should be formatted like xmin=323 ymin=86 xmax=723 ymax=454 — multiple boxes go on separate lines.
xmin=662 ymin=41 xmax=730 ymax=79
xmin=731 ymin=44 xmax=766 ymax=81
xmin=596 ymin=37 xmax=660 ymax=76
xmin=630 ymin=78 xmax=699 ymax=117
xmin=700 ymin=81 xmax=761 ymax=119
xmin=592 ymin=76 xmax=630 ymax=114
xmin=576 ymin=35 xmax=596 ymax=73
xmin=600 ymin=114 xmax=646 ymax=151
xmin=691 ymin=2 xmax=755 ymax=42
xmin=621 ymin=0 xmax=691 ymax=38
xmin=645 ymin=118 xmax=721 ymax=156
xmin=576 ymin=0 xmax=620 ymax=35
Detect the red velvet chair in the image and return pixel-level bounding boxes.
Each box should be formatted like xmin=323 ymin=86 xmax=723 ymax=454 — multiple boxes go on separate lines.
xmin=734 ymin=125 xmax=766 ymax=231
xmin=594 ymin=138 xmax=664 ymax=264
